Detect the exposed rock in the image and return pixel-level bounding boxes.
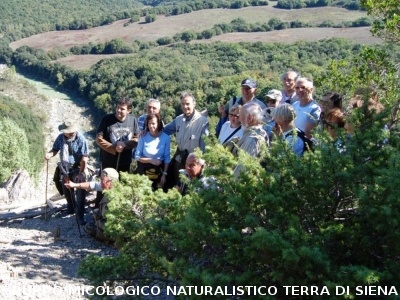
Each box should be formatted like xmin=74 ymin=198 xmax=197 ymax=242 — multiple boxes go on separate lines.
xmin=0 ymin=170 xmax=33 ymax=205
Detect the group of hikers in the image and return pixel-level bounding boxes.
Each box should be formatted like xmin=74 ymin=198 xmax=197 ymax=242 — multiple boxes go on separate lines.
xmin=44 ymin=70 xmax=389 ymax=242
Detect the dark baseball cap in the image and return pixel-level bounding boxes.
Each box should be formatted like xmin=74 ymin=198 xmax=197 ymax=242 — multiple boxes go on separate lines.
xmin=241 ymin=78 xmax=257 ymax=89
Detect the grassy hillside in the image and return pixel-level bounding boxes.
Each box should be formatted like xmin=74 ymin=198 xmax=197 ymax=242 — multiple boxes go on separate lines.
xmin=10 ymin=6 xmax=368 ymax=51
xmin=0 ymin=0 xmax=143 ymax=34
xmin=53 ymin=27 xmax=379 ymax=71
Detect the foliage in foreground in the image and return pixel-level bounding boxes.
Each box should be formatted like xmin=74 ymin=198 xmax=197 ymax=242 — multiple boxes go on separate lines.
xmin=79 ymin=79 xmax=400 ymax=299
xmin=79 ymin=113 xmax=400 ymax=298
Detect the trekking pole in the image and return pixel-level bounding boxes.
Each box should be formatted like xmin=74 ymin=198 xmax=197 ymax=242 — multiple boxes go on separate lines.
xmin=116 ymin=152 xmax=121 ymax=171
xmin=68 ymin=185 xmax=82 ymax=238
xmin=45 ymin=159 xmax=49 ymax=221
xmin=57 ymin=162 xmax=82 ymax=238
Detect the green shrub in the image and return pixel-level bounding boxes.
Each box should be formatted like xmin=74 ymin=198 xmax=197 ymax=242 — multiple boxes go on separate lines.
xmin=0 ymin=118 xmax=31 ymax=182
xmin=0 ymin=95 xmax=44 ymax=180
xmin=79 ymin=113 xmax=400 ymax=297
xmin=78 ymin=40 xmax=400 ymax=296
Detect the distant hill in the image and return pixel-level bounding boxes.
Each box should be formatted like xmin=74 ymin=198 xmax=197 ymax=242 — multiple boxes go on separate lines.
xmin=0 ymin=0 xmax=144 ymax=36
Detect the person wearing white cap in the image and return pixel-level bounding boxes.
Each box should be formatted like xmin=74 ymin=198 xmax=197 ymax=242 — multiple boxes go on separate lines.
xmin=45 ymin=119 xmax=89 ymax=224
xmin=65 ymin=168 xmax=119 ymax=242
xmin=216 ymin=78 xmax=266 ymax=137
xmin=65 ymin=168 xmax=119 ymax=192
xmin=263 ymin=89 xmax=283 ymax=142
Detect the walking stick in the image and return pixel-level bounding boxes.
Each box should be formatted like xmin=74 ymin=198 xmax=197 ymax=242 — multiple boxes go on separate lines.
xmin=45 ymin=159 xmax=49 ymax=221
xmin=68 ymin=185 xmax=82 ymax=238
xmin=116 ymin=152 xmax=121 ymax=171
xmin=57 ymin=162 xmax=82 ymax=238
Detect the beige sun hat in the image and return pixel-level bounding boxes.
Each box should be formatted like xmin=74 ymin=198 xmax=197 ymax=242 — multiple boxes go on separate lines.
xmin=58 ymin=119 xmax=79 ymax=134
xmin=265 ymin=89 xmax=283 ymax=101
xmin=102 ymin=168 xmax=119 ymax=181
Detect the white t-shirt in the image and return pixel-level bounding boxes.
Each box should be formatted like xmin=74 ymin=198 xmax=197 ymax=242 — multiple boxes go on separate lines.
xmin=293 ymin=100 xmax=321 ymax=132
xmin=218 ymin=121 xmax=244 ymax=144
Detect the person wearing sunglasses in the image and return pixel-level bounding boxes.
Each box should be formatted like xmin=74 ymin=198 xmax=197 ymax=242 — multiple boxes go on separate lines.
xmin=218 ymin=106 xmax=244 ymax=145
xmin=216 ymin=78 xmax=266 ymax=137
xmin=263 ymin=89 xmax=282 ymax=142
xmin=292 ymin=77 xmax=321 ymax=139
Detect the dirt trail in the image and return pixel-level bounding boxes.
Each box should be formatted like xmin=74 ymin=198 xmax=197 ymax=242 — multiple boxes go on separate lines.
xmin=0 ymin=65 xmax=116 ymax=299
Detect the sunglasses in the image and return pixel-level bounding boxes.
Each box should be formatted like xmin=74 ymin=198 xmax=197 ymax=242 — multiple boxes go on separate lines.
xmin=229 ymin=113 xmax=240 ymax=118
xmin=265 ymin=98 xmax=278 ymax=103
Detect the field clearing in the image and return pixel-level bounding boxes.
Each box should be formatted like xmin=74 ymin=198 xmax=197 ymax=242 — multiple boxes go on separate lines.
xmin=10 ymin=6 xmax=368 ymax=51
xmin=56 ymin=26 xmax=380 ymax=71
xmin=201 ymin=27 xmax=381 ymax=44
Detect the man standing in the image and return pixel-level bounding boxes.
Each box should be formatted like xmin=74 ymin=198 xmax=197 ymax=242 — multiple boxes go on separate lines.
xmin=235 ymin=102 xmax=268 ymax=157
xmin=45 ymin=120 xmax=89 ymax=225
xmin=164 ymin=92 xmax=209 ymax=188
xmin=292 ymin=78 xmax=321 ymax=139
xmin=96 ymin=96 xmax=140 ymax=173
xmin=137 ymin=98 xmax=161 ymax=132
xmin=281 ymin=70 xmax=299 ymax=105
xmin=216 ymin=78 xmax=266 ymax=137
xmin=230 ymin=102 xmax=268 ymax=179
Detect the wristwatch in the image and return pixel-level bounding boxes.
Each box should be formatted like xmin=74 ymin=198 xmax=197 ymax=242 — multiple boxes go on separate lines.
xmin=162 ymin=172 xmax=168 ymax=175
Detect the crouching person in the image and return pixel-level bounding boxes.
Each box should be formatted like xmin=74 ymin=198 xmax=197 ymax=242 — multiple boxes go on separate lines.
xmin=177 ymin=152 xmax=215 ymax=195
xmin=65 ymin=168 xmax=119 ymax=243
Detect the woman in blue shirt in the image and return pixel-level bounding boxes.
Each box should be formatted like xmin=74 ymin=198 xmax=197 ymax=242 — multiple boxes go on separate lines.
xmin=134 ymin=113 xmax=170 ymax=189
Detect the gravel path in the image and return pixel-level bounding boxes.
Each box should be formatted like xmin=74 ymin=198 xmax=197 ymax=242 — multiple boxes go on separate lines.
xmin=0 ymin=66 xmax=117 ymax=299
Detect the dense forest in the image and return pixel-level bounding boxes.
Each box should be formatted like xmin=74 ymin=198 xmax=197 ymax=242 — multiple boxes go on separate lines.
xmin=10 ymin=36 xmax=398 ymax=124
xmin=0 ymin=0 xmax=361 ymax=60
xmin=0 ymin=0 xmax=361 ymax=39
xmin=11 ymin=39 xmax=380 ymax=122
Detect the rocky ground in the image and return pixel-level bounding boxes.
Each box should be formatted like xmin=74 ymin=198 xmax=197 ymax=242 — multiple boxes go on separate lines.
xmin=0 ymin=66 xmax=118 ymax=299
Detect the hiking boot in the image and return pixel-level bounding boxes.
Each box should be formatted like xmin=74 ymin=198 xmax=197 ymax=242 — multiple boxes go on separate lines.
xmin=83 ymin=223 xmax=96 ymax=237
